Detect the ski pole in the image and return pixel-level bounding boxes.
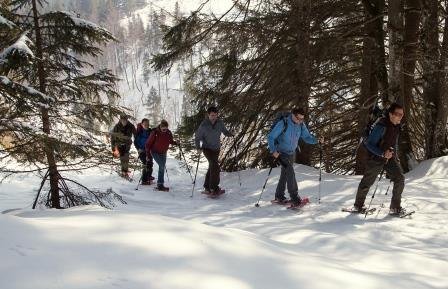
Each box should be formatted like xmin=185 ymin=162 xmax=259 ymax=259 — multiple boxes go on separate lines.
xmin=178 ymin=141 xmax=194 ymax=182
xmin=365 ymin=165 xmax=386 ymax=219
xmin=234 ymin=145 xmax=242 ymax=188
xmin=318 ymin=144 xmax=323 ymax=204
xmin=255 ymin=159 xmax=277 ymax=207
xmin=191 ymin=150 xmax=201 ymax=198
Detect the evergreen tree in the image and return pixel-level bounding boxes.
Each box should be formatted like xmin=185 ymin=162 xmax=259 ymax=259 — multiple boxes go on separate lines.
xmin=1 ymin=0 xmax=126 ymax=208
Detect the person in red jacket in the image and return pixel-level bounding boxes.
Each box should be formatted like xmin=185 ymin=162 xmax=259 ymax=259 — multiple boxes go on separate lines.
xmin=145 ymin=119 xmax=178 ymax=191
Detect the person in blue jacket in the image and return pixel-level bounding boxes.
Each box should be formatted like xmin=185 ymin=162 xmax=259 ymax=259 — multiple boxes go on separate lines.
xmin=353 ymin=103 xmax=405 ymax=215
xmin=134 ymin=118 xmax=154 ymax=185
xmin=268 ymin=107 xmax=320 ymax=207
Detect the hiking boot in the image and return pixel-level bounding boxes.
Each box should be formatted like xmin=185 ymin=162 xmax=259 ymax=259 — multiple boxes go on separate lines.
xmin=142 ymin=180 xmax=153 ymax=185
xmin=274 ymin=197 xmax=290 ymax=204
xmin=389 ymin=207 xmax=406 ymax=216
xmin=210 ymin=188 xmax=225 ymax=195
xmin=353 ymin=205 xmax=367 ymax=213
xmin=149 ymin=176 xmax=155 ymax=181
xmin=201 ymin=188 xmax=211 ymax=194
xmin=156 ymin=184 xmax=169 ymax=191
xmin=289 ymin=197 xmax=310 ymax=209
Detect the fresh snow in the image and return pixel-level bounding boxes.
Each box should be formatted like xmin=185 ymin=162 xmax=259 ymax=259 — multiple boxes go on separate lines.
xmin=0 ymin=13 xmax=15 ymax=28
xmin=0 ymin=156 xmax=447 ymax=289
xmin=0 ymin=33 xmax=34 ymax=65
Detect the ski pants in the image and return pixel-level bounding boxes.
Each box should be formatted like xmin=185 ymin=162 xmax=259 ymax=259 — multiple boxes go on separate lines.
xmin=275 ymin=153 xmax=300 ymax=203
xmin=354 ymin=156 xmax=405 ymax=210
xmin=203 ymin=148 xmax=220 ymax=191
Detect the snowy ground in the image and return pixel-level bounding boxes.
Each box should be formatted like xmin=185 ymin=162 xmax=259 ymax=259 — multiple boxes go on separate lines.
xmin=1 ymin=155 xmax=447 ymax=289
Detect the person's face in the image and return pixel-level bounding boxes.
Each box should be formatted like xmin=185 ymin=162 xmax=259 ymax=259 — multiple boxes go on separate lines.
xmin=142 ymin=121 xmax=149 ymax=129
xmin=120 ymin=118 xmax=128 ymax=126
xmin=389 ymin=108 xmax=404 ymax=125
xmin=292 ymin=113 xmax=305 ymax=124
xmin=160 ymin=126 xmax=168 ymax=132
xmin=208 ymin=112 xmax=218 ymax=123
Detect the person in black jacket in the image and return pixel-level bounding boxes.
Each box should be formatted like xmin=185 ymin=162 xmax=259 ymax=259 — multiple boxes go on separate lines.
xmin=111 ymin=114 xmax=136 ymax=177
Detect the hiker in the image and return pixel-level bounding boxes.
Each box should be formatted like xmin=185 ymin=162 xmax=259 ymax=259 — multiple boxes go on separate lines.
xmin=352 ymin=103 xmax=405 ymax=216
xmin=111 ymin=114 xmax=136 ymax=177
xmin=145 ymin=119 xmax=177 ymax=191
xmin=267 ymin=107 xmax=320 ymax=208
xmin=134 ymin=118 xmax=154 ymax=185
xmin=194 ymin=106 xmax=233 ymax=195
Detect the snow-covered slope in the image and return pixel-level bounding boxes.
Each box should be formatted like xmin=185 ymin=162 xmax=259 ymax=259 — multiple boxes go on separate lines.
xmin=1 ymin=156 xmax=447 ymax=289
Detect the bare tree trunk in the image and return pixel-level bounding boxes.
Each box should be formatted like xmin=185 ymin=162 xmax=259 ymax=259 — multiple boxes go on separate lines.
xmin=435 ymin=0 xmax=448 ymax=156
xmin=31 ymin=0 xmax=61 ymax=208
xmin=388 ymin=0 xmax=404 ymax=103
xmin=399 ymin=0 xmax=421 ymax=171
xmin=421 ymin=0 xmax=440 ymax=158
xmin=293 ymin=0 xmax=313 ymax=166
xmin=356 ymin=0 xmax=384 ymax=174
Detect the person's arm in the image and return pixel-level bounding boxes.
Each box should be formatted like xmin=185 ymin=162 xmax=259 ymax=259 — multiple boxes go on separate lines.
xmin=220 ymin=120 xmax=233 ymax=137
xmin=364 ymin=124 xmax=385 ymax=157
xmin=267 ymin=121 xmax=284 ymax=154
xmin=145 ymin=131 xmax=156 ymax=157
xmin=110 ymin=124 xmax=118 ymax=148
xmin=194 ymin=123 xmax=205 ymax=149
xmin=300 ymin=123 xmax=318 ymax=145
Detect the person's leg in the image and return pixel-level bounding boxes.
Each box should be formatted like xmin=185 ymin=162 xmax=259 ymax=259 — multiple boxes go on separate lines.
xmin=152 ymin=152 xmax=166 ymax=186
xmin=118 ymin=145 xmax=130 ymax=173
xmin=202 ymin=149 xmax=213 ymax=191
xmin=385 ymin=158 xmax=405 ymax=210
xmin=138 ymin=152 xmax=149 ymax=183
xmin=208 ymin=149 xmax=220 ymax=191
xmin=275 ymin=154 xmax=288 ymax=200
xmin=283 ymin=154 xmax=299 ymax=203
xmin=354 ymin=158 xmax=384 ymax=208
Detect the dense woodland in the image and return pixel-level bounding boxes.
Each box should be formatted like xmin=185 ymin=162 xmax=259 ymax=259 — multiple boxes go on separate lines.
xmin=1 ymin=0 xmax=448 ymax=208
xmin=153 ymin=0 xmax=448 ymax=174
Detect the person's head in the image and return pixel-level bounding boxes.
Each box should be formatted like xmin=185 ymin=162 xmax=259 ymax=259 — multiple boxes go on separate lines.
xmin=291 ymin=107 xmax=305 ymax=124
xmin=207 ymin=106 xmax=219 ymax=123
xmin=160 ymin=119 xmax=169 ymax=132
xmin=141 ymin=118 xmax=149 ymax=129
xmin=119 ymin=114 xmax=128 ymax=125
xmin=387 ymin=103 xmax=404 ymax=125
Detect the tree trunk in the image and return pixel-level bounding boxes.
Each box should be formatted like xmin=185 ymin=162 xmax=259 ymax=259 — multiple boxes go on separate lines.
xmin=388 ymin=0 xmax=404 ymax=103
xmin=356 ymin=0 xmax=384 ymax=174
xmin=293 ymin=0 xmax=313 ymax=166
xmin=399 ymin=0 xmax=421 ymax=171
xmin=31 ymin=0 xmax=61 ymax=208
xmin=435 ymin=0 xmax=448 ymax=156
xmin=421 ymin=0 xmax=440 ymax=159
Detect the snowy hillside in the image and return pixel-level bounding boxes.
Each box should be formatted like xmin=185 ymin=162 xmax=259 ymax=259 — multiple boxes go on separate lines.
xmin=1 ymin=156 xmax=447 ymax=289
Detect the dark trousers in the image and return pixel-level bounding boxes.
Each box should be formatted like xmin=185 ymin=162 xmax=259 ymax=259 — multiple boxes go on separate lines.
xmin=275 ymin=153 xmax=300 ymax=202
xmin=138 ymin=152 xmax=153 ymax=183
xmin=118 ymin=145 xmax=130 ymax=172
xmin=354 ymin=157 xmax=405 ymax=209
xmin=203 ymin=149 xmax=220 ymax=191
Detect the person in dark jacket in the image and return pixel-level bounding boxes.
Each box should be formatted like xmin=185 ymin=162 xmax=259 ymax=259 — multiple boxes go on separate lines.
xmin=267 ymin=107 xmax=319 ymax=208
xmin=111 ymin=114 xmax=136 ymax=176
xmin=353 ymin=103 xmax=405 ymax=215
xmin=194 ymin=106 xmax=233 ymax=195
xmin=134 ymin=118 xmax=154 ymax=185
xmin=145 ymin=119 xmax=177 ymax=191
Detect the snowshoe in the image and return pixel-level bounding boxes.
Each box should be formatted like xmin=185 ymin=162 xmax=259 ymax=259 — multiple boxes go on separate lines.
xmin=342 ymin=206 xmax=376 ymax=215
xmin=207 ymin=188 xmax=225 ymax=198
xmin=155 ymin=184 xmax=169 ymax=192
xmin=287 ymin=197 xmax=310 ymax=210
xmin=389 ymin=207 xmax=415 ymax=218
xmin=270 ymin=198 xmax=291 ymax=205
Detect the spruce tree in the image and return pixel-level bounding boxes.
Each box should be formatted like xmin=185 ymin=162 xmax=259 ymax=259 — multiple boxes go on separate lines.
xmin=1 ymin=0 xmax=126 ymax=208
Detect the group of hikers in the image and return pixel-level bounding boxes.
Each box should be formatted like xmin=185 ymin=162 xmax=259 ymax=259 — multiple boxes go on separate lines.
xmin=110 ymin=102 xmax=407 ymax=216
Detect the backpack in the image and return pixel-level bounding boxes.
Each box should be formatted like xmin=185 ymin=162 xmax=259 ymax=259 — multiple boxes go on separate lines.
xmin=269 ymin=112 xmax=291 ymax=142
